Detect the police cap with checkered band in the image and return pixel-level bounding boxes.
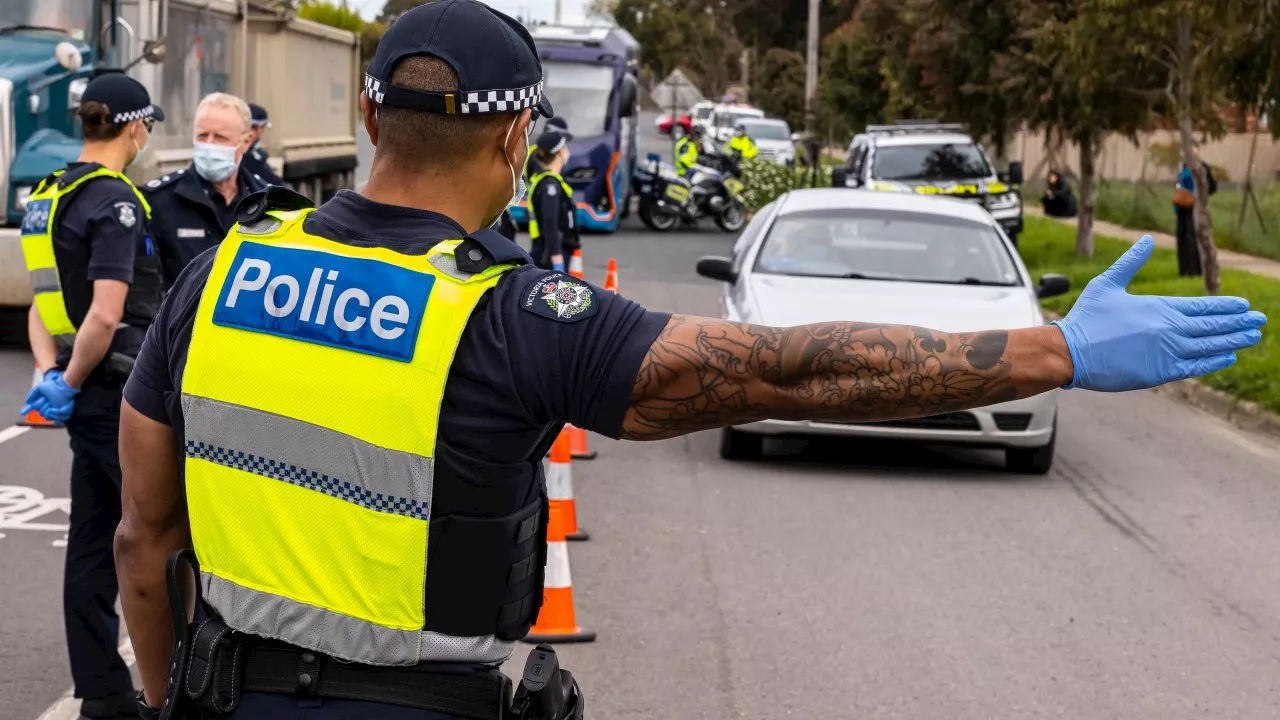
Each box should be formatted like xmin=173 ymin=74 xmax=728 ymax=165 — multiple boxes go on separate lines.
xmin=364 ymin=0 xmax=553 ymax=118
xmin=81 ymin=71 xmax=165 ymax=124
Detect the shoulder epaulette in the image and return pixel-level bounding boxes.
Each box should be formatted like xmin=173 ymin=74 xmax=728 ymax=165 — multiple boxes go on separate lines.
xmin=143 ymin=168 xmax=186 ymax=192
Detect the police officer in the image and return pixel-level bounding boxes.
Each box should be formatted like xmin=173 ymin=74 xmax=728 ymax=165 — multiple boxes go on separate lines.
xmin=242 ymin=103 xmax=286 ymax=187
xmin=675 ymin=123 xmax=703 ymax=176
xmin=528 ymin=128 xmax=577 ymax=271
xmin=19 ymin=71 xmax=165 ymax=720
xmin=115 ymin=1 xmax=1265 ymax=719
xmin=524 ymin=115 xmax=568 ymax=181
xmin=143 ymin=92 xmax=266 ymax=288
xmin=725 ymin=122 xmax=758 ymax=161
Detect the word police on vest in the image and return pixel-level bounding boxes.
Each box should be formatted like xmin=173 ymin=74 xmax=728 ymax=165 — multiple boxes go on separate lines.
xmin=213 ymin=242 xmax=433 ymax=361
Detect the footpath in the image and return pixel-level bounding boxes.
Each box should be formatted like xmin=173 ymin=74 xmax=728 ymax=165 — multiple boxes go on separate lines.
xmin=1024 ymin=206 xmax=1280 ymax=441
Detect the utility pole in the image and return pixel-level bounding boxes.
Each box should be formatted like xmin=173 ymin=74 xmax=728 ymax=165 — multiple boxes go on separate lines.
xmin=803 ymin=0 xmax=820 ymax=187
xmin=554 ymin=0 xmax=562 ymax=24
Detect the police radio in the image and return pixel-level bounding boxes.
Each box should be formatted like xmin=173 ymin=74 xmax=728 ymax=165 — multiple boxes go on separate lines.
xmin=510 ymin=644 xmax=584 ymax=720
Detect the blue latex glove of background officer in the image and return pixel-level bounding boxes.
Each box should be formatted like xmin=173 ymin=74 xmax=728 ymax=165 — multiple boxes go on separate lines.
xmin=1055 ymin=234 xmax=1267 ymax=391
xmin=21 ymin=369 xmax=80 ymax=422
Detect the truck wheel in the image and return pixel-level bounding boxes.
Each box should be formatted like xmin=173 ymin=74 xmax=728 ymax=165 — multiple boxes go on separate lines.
xmin=719 ymin=428 xmax=765 ymax=461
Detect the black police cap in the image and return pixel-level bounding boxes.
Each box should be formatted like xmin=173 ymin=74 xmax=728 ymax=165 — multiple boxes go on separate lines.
xmin=535 ymin=129 xmax=572 ymax=155
xmin=248 ymin=103 xmax=270 ymax=127
xmin=82 ymin=72 xmax=165 ymax=124
xmin=364 ymin=0 xmax=552 ymax=119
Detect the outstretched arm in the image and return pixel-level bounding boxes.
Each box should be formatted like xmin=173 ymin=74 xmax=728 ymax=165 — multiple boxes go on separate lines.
xmin=622 ymin=236 xmax=1267 ymax=442
xmin=622 ymin=318 xmax=1070 ymax=440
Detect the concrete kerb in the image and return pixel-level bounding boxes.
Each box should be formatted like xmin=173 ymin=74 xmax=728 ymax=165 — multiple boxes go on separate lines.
xmin=1042 ymin=310 xmax=1280 ymax=443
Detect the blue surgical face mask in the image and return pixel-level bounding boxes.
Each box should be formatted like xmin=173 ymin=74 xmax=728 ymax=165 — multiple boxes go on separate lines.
xmin=193 ymin=141 xmax=239 ymax=182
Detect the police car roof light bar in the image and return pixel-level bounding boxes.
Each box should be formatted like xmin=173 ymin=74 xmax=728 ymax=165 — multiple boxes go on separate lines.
xmin=865 ymin=121 xmax=967 ymax=136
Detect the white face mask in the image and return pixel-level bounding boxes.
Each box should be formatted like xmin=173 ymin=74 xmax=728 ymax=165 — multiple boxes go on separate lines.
xmin=127 ymin=123 xmax=148 ymax=167
xmin=488 ymin=114 xmax=532 ymax=230
xmin=193 ymin=141 xmax=239 ymax=182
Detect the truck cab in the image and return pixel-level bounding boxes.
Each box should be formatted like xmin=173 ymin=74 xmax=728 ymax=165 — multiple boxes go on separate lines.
xmin=831 ymin=120 xmax=1025 ymax=245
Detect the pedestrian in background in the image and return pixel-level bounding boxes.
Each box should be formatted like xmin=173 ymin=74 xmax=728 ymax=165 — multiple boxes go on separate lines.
xmin=1041 ymin=169 xmax=1077 ymax=218
xmin=19 ymin=72 xmax=165 ymax=720
xmin=528 ymin=128 xmax=578 ymax=271
xmin=242 ymin=103 xmax=286 ymax=187
xmin=1173 ymin=140 xmax=1217 ymax=277
xmin=143 ymin=92 xmax=266 ymax=288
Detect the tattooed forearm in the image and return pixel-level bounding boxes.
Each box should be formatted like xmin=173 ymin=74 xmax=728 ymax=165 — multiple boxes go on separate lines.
xmin=621 ymin=315 xmax=1073 ymax=441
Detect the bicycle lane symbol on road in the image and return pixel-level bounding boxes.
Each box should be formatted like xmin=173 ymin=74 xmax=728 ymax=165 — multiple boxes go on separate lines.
xmin=0 ymin=485 xmax=70 ymax=546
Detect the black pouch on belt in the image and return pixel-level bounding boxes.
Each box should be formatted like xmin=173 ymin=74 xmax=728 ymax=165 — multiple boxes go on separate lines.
xmin=183 ymin=616 xmax=245 ymax=716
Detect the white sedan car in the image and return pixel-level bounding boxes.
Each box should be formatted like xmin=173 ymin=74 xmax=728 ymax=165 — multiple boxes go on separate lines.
xmin=695 ymin=188 xmax=1071 ymax=474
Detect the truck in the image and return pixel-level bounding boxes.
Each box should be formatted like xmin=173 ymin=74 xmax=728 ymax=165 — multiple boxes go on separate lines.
xmin=0 ymin=0 xmax=361 ymax=307
xmin=509 ymin=24 xmax=640 ymax=234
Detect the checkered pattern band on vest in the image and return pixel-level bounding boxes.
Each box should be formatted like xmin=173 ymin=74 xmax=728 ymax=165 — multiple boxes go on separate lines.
xmin=365 ymin=74 xmax=544 ymax=114
xmin=112 ymin=105 xmax=156 ymax=124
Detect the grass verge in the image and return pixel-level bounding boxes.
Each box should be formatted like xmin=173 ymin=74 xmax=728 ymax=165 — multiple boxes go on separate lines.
xmin=1019 ymin=216 xmax=1280 ymax=415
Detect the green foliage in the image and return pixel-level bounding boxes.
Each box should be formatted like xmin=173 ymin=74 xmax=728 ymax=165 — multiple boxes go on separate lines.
xmin=297 ymin=0 xmax=364 ymax=32
xmin=1020 ymin=216 xmax=1280 ymax=413
xmin=754 ymin=49 xmax=806 ymax=130
xmin=818 ymin=19 xmax=890 ymax=140
xmin=739 ymin=158 xmax=797 ymax=211
xmin=376 ymin=0 xmax=425 ymax=24
xmin=609 ymin=0 xmax=741 ymax=96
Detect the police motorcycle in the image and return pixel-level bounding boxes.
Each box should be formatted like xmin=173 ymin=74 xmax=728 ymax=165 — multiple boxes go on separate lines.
xmin=633 ymin=148 xmax=748 ymax=234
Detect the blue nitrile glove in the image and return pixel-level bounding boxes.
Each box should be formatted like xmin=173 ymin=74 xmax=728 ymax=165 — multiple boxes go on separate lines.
xmin=20 ymin=369 xmax=79 ymax=422
xmin=552 ymin=261 xmax=566 ymax=272
xmin=1052 ymin=235 xmax=1267 ymax=391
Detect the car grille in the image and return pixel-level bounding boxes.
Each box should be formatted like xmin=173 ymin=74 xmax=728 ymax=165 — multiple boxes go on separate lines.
xmin=835 ymin=412 xmax=981 ymax=431
xmin=991 ymin=413 xmax=1032 ymax=431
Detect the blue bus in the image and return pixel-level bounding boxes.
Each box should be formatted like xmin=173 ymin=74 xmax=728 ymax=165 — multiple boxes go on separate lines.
xmin=510 ymin=25 xmax=641 ymax=233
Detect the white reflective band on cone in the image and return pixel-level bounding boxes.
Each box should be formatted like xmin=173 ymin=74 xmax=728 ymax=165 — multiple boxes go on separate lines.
xmin=544 ymin=541 xmax=573 ymax=589
xmin=545 ymin=460 xmax=573 ymax=501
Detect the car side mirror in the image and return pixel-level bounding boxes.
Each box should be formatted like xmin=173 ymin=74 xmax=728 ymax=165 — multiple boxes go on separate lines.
xmin=1037 ymin=273 xmax=1070 ymax=299
xmin=1007 ymin=161 xmax=1024 ymax=185
xmin=696 ymin=256 xmax=737 ymax=284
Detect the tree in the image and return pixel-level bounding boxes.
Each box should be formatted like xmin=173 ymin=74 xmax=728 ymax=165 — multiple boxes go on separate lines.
xmin=607 ymin=0 xmax=741 ymax=97
xmin=1003 ymin=0 xmax=1163 ymax=257
xmin=376 ymin=0 xmax=425 ymax=24
xmin=754 ymin=49 xmax=806 ymax=129
xmin=819 ymin=19 xmax=892 ymax=140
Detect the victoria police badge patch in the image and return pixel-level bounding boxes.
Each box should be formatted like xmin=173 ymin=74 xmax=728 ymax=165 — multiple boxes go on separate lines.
xmin=520 ymin=273 xmax=598 ymax=323
xmin=114 ymin=202 xmax=137 ymax=229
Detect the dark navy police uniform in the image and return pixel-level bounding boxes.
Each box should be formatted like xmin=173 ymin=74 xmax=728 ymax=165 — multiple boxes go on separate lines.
xmin=123 ymin=189 xmax=669 ymax=718
xmin=243 ymin=103 xmax=286 ymax=187
xmin=143 ymin=164 xmax=266 ymax=288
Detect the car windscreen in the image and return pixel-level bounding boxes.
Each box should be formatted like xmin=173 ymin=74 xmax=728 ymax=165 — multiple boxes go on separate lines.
xmin=754 ymin=209 xmax=1021 ymax=286
xmin=872 ymin=143 xmax=993 ymax=181
xmin=741 ymin=122 xmax=790 ymax=140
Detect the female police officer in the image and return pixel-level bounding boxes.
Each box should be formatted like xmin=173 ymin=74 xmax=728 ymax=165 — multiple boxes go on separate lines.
xmin=20 ymin=71 xmax=164 ymax=719
xmin=527 ymin=128 xmax=577 ymax=271
xmin=115 ymin=1 xmax=1264 ymax=719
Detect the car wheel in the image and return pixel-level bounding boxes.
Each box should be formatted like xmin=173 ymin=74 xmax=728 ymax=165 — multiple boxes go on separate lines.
xmin=719 ymin=427 xmax=765 ymax=461
xmin=1005 ymin=421 xmax=1055 ymax=475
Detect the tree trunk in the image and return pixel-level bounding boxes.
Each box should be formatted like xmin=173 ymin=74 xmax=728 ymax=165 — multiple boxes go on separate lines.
xmin=1076 ymin=134 xmax=1096 ymax=257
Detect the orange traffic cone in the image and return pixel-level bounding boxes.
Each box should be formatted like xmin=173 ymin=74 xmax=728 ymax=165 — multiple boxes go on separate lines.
xmin=568 ymin=425 xmax=596 ymax=461
xmin=603 ymin=258 xmax=619 ymax=294
xmin=18 ymin=366 xmax=62 ymax=428
xmin=546 ymin=429 xmax=588 ymax=541
xmin=523 ymin=503 xmax=596 ymax=644
xmin=568 ymin=249 xmax=585 ymax=279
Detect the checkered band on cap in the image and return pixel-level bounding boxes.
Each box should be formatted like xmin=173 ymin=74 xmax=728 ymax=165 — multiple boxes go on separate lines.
xmin=365 ymin=74 xmax=544 ymax=115
xmin=112 ymin=105 xmax=156 ymax=124
xmin=458 ymin=81 xmax=543 ymax=114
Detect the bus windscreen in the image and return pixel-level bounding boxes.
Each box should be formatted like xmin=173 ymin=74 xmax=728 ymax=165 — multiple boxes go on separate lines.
xmin=540 ymin=61 xmax=615 ymax=137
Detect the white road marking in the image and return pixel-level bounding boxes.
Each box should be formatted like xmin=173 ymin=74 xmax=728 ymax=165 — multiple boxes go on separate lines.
xmin=0 ymin=425 xmax=31 ymax=445
xmin=34 ymin=639 xmax=135 ymax=720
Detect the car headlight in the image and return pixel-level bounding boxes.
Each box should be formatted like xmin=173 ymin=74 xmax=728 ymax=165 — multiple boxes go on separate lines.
xmin=68 ymin=77 xmax=88 ymax=111
xmin=14 ymin=185 xmax=32 ymax=211
xmin=986 ymin=191 xmax=1020 ymax=211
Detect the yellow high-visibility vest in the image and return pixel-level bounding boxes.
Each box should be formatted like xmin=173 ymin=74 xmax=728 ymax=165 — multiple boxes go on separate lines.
xmin=527 ymin=170 xmax=574 ymax=240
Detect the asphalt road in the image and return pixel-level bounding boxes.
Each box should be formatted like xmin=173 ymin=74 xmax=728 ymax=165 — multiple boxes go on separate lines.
xmin=6 ymin=128 xmax=1280 ymax=719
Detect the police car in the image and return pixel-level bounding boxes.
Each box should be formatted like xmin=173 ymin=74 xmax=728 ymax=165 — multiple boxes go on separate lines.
xmin=831 ymin=120 xmax=1025 ymax=245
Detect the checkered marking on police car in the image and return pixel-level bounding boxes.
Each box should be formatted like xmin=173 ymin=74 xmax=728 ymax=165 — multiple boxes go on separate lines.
xmin=112 ymin=105 xmax=157 ymax=124
xmin=186 ymin=440 xmax=430 ymax=520
xmin=460 ymin=82 xmax=542 ymax=113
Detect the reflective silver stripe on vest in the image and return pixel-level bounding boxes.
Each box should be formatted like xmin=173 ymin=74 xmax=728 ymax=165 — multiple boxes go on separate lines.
xmin=202 ymin=573 xmax=515 ymax=665
xmin=29 ymin=267 xmax=61 ymax=295
xmin=182 ymin=394 xmax=433 ymax=519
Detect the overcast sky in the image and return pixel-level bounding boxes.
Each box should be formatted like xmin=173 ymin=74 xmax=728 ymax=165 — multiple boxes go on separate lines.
xmin=353 ymin=0 xmax=594 ymax=24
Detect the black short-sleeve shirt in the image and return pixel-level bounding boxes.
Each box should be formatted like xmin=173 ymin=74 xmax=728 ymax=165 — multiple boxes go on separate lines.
xmin=124 ymin=189 xmax=669 ymax=513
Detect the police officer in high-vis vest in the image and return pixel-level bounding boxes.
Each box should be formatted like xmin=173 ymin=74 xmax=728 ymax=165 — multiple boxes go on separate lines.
xmin=528 ymin=128 xmax=577 ymax=271
xmin=20 ymin=71 xmax=164 ymax=720
xmin=524 ymin=115 xmax=568 ymax=182
xmin=115 ymin=1 xmax=1267 ymax=719
xmin=675 ymin=123 xmax=703 ymax=176
xmin=725 ymin=123 xmax=758 ymax=161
